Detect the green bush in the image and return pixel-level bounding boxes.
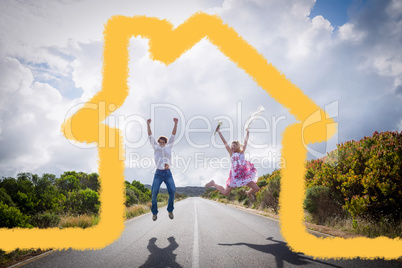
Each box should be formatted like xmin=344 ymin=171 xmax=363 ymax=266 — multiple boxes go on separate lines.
xmin=65 ymin=188 xmax=100 ymax=215
xmin=0 ymin=188 xmax=15 ymax=207
xmin=157 ymin=193 xmax=169 ymax=202
xmin=174 ymin=192 xmax=188 ymax=200
xmin=131 ymin=180 xmax=151 ymax=195
xmin=56 ymin=174 xmax=80 ymax=194
xmin=0 ymin=202 xmax=32 ymax=228
xmin=256 ymin=174 xmax=269 ymax=188
xmin=125 ymin=188 xmax=139 ymax=206
xmin=125 ymin=181 xmax=151 ymax=205
xmin=257 ymin=179 xmax=267 ymax=188
xmin=0 ymin=175 xmax=37 ymax=215
xmin=34 ymin=174 xmax=64 ymax=213
xmin=256 ymin=170 xmax=281 ymax=212
xmin=202 ymin=188 xmax=218 ymax=199
xmin=30 ymin=211 xmax=60 ymax=228
xmin=235 ymin=189 xmax=247 ymax=203
xmin=305 ymin=131 xmax=402 ymax=222
xmin=304 ymin=185 xmax=343 ymax=224
xmin=209 ymin=190 xmax=222 ymax=199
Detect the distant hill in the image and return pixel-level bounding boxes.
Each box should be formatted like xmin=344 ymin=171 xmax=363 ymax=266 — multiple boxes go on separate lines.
xmin=145 ymin=185 xmax=206 ymax=197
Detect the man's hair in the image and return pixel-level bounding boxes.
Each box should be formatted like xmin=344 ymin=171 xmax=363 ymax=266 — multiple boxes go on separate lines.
xmin=158 ymin=136 xmax=168 ymax=143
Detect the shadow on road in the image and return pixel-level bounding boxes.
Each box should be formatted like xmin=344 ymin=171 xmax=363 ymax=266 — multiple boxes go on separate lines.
xmin=139 ymin=236 xmax=182 ymax=268
xmin=219 ymin=237 xmax=342 ymax=268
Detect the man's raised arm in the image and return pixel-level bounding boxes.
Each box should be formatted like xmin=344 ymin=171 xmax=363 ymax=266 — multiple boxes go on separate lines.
xmin=172 ymin=118 xmax=178 ymax=135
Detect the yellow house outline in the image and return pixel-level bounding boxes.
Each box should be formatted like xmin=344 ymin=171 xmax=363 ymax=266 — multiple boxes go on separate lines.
xmin=1 ymin=12 xmax=400 ymax=259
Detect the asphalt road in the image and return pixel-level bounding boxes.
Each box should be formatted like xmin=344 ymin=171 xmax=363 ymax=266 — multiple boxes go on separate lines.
xmin=20 ymin=197 xmax=401 ymax=267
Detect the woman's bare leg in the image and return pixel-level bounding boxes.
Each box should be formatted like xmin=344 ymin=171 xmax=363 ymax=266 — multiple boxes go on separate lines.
xmin=205 ymin=180 xmax=233 ymax=195
xmin=246 ymin=181 xmax=260 ymax=199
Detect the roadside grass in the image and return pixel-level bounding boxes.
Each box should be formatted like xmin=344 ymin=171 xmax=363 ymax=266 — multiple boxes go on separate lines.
xmin=206 ymin=196 xmax=402 ymax=239
xmin=336 ymin=216 xmax=402 ymax=239
xmin=0 ymin=249 xmax=48 ymax=268
xmin=59 ymin=214 xmax=100 ymax=229
xmin=126 ymin=203 xmax=150 ymax=219
xmin=0 ymin=200 xmax=172 ymax=267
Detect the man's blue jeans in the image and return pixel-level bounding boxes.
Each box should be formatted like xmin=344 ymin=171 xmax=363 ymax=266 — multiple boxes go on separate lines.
xmin=151 ymin=169 xmax=176 ymax=215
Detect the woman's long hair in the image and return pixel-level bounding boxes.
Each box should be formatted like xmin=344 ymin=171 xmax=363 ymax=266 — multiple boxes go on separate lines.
xmin=232 ymin=141 xmax=243 ymax=153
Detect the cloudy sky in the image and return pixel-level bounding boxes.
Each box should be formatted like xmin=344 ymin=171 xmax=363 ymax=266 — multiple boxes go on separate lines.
xmin=0 ymin=0 xmax=401 ymax=187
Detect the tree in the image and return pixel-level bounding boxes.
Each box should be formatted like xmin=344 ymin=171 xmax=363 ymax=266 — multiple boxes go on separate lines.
xmin=0 ymin=174 xmax=37 ymax=215
xmin=56 ymin=175 xmax=80 ymax=194
xmin=82 ymin=173 xmax=100 ymax=192
xmin=0 ymin=201 xmax=32 ymax=228
xmin=305 ymin=131 xmax=402 ymax=221
xmin=132 ymin=181 xmax=149 ymax=194
xmin=0 ymin=188 xmax=15 ymax=207
xmin=34 ymin=174 xmax=59 ymax=213
xmin=125 ymin=181 xmax=151 ymax=205
xmin=65 ymin=189 xmax=100 ymax=215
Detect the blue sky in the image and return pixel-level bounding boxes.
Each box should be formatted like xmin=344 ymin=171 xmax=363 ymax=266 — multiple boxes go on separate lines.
xmin=0 ymin=0 xmax=401 ymax=187
xmin=310 ymin=0 xmax=353 ymax=27
xmin=310 ymin=0 xmax=370 ymax=28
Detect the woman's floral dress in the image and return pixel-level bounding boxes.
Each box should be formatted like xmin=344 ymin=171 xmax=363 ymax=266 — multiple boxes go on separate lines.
xmin=226 ymin=152 xmax=258 ymax=187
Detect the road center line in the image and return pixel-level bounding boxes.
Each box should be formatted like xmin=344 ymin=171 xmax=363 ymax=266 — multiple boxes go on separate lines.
xmin=192 ymin=201 xmax=199 ymax=268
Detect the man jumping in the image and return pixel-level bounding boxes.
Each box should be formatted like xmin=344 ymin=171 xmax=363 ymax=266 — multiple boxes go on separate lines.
xmin=147 ymin=118 xmax=178 ymax=221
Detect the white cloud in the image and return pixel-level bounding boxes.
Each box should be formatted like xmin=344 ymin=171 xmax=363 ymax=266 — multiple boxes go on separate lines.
xmin=70 ymin=41 xmax=103 ymax=101
xmin=338 ymin=23 xmax=366 ymax=43
xmin=0 ymin=57 xmax=98 ymax=177
xmin=0 ymin=0 xmax=401 ymax=187
xmin=287 ymin=15 xmax=333 ymax=59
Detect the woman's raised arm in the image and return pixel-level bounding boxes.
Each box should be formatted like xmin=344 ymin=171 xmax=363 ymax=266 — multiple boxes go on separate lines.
xmin=217 ymin=128 xmax=231 ymax=155
xmin=243 ymin=128 xmax=250 ymax=152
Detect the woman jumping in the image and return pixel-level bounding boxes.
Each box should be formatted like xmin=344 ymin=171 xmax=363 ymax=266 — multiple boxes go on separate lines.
xmin=205 ymin=126 xmax=260 ymax=199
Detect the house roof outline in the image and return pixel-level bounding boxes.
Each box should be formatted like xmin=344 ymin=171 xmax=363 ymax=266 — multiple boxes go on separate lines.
xmin=2 ymin=12 xmax=400 ymax=259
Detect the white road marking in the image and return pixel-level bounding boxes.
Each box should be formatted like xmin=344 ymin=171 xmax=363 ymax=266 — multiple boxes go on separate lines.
xmin=192 ymin=201 xmax=199 ymax=268
xmin=8 ymin=250 xmax=54 ymax=268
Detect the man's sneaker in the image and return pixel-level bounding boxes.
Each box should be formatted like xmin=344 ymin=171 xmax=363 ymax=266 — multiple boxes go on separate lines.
xmin=152 ymin=214 xmax=157 ymax=221
xmin=168 ymin=212 xmax=174 ymax=220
